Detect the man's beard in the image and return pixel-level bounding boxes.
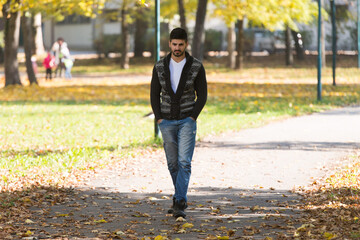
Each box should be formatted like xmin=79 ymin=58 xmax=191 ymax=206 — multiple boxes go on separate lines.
xmin=172 ymin=50 xmax=184 ymax=57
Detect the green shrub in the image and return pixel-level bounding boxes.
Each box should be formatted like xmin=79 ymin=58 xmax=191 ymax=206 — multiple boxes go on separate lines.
xmin=94 ymin=34 xmax=123 ymax=58
xmin=204 ymin=30 xmax=223 ymax=52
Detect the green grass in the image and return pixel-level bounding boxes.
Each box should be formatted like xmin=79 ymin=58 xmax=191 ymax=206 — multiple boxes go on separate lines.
xmin=0 ymin=103 xmax=154 ymax=176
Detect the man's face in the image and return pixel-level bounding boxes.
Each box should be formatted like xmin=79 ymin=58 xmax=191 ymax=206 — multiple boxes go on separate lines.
xmin=169 ymin=39 xmax=188 ymax=58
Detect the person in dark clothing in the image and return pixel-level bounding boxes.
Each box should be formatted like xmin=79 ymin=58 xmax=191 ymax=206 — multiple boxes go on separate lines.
xmin=150 ymin=28 xmax=207 ymax=218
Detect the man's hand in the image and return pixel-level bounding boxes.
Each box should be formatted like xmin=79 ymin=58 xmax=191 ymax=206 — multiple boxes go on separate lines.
xmin=157 ymin=119 xmax=163 ymax=124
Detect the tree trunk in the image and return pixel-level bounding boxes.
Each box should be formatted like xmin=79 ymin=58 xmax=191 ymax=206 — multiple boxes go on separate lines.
xmin=3 ymin=1 xmax=22 ymax=86
xmin=285 ymin=25 xmax=293 ymax=66
xmin=134 ymin=7 xmax=148 ymax=57
xmin=291 ymin=30 xmax=305 ymax=60
xmin=0 ymin=47 xmax=4 ymax=64
xmin=192 ymin=0 xmax=208 ymax=61
xmin=33 ymin=13 xmax=45 ymax=55
xmin=120 ymin=0 xmax=130 ymax=69
xmin=235 ymin=19 xmax=244 ymax=70
xmin=22 ymin=14 xmax=38 ymax=85
xmin=0 ymin=18 xmax=4 ymax=64
xmin=177 ymin=0 xmax=187 ymax=32
xmin=227 ymin=23 xmax=236 ymax=69
xmin=51 ymin=18 xmax=55 ymax=47
xmin=320 ymin=0 xmax=326 ymax=67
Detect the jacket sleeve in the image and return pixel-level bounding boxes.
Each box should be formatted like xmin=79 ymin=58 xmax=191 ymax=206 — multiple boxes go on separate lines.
xmin=191 ymin=64 xmax=207 ymax=120
xmin=150 ymin=66 xmax=162 ymax=121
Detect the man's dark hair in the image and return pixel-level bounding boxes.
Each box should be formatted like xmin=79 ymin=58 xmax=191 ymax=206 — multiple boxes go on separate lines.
xmin=57 ymin=37 xmax=64 ymax=42
xmin=170 ymin=28 xmax=188 ymax=42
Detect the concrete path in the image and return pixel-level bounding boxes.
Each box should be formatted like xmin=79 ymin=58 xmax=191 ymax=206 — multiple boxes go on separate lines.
xmin=30 ymin=106 xmax=360 ymax=239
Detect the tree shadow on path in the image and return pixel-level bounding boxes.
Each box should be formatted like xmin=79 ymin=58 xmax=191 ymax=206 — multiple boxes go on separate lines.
xmin=197 ymin=141 xmax=360 ymax=152
xmin=1 ymin=185 xmax=304 ymax=239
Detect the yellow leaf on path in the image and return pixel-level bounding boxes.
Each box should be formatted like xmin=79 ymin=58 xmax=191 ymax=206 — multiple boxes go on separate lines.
xmin=94 ymin=219 xmax=107 ymax=223
xmin=250 ymin=205 xmax=261 ymax=211
xmin=182 ymin=222 xmax=194 ymax=229
xmin=323 ymin=232 xmax=336 ymax=239
xmin=154 ymin=236 xmax=164 ymax=240
xmin=24 ymin=230 xmax=33 ymax=236
xmin=177 ymin=229 xmax=186 ymax=233
xmin=217 ymin=236 xmax=229 ymax=240
xmin=22 ymin=197 xmax=32 ymax=203
xmin=115 ymin=231 xmax=125 ymax=235
xmin=176 ymin=216 xmax=186 ymax=222
xmin=25 ymin=219 xmax=35 ymax=224
xmin=57 ymin=213 xmax=69 ymax=217
xmin=297 ymin=223 xmax=314 ymax=232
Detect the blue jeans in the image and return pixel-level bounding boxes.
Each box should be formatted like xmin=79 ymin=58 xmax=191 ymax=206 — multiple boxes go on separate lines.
xmin=159 ymin=117 xmax=197 ymax=203
xmin=65 ymin=67 xmax=72 ymax=79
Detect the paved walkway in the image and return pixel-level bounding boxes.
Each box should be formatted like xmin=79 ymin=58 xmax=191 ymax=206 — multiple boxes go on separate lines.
xmin=31 ymin=106 xmax=360 ymax=239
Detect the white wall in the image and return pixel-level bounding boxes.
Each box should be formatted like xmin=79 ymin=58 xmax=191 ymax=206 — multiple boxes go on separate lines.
xmin=43 ymin=21 xmax=94 ymax=50
xmin=103 ymin=22 xmax=121 ymax=35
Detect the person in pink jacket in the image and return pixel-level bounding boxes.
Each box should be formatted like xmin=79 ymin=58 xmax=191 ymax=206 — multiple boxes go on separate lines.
xmin=43 ymin=51 xmax=55 ymax=80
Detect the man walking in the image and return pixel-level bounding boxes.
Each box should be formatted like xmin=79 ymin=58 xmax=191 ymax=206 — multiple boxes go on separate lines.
xmin=150 ymin=28 xmax=207 ymax=218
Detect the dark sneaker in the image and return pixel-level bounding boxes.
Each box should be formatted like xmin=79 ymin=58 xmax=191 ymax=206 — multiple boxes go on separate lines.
xmin=168 ymin=198 xmax=188 ymax=214
xmin=173 ymin=199 xmax=187 ymax=218
xmin=167 ymin=198 xmax=176 ymax=214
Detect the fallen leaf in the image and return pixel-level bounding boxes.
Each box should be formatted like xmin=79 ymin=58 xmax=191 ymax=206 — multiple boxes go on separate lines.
xmin=176 ymin=217 xmax=186 ymax=222
xmin=25 ymin=219 xmax=35 ymax=224
xmin=323 ymin=232 xmax=337 ymax=239
xmin=182 ymin=222 xmax=194 ymax=229
xmin=217 ymin=236 xmax=229 ymax=239
xmin=94 ymin=219 xmax=107 ymax=223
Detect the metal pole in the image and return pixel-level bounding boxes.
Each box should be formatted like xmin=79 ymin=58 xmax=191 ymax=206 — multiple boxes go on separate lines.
xmin=331 ymin=0 xmax=336 ymax=86
xmin=154 ymin=0 xmax=160 ymax=138
xmin=317 ymin=0 xmax=322 ymax=101
xmin=358 ymin=0 xmax=360 ymax=68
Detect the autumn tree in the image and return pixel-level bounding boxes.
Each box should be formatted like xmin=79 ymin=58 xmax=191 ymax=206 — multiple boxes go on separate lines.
xmin=213 ymin=0 xmax=317 ymax=69
xmin=33 ymin=13 xmax=45 ymax=55
xmin=192 ymin=0 xmax=208 ymax=61
xmin=177 ymin=0 xmax=187 ymax=32
xmin=0 ymin=0 xmax=105 ymax=86
xmin=120 ymin=0 xmax=131 ymax=69
xmin=273 ymin=0 xmax=318 ymax=65
xmin=134 ymin=3 xmax=151 ymax=57
xmin=2 ymin=0 xmax=22 ymax=86
xmin=22 ymin=12 xmax=37 ymax=84
xmin=160 ymin=0 xmax=197 ymax=30
xmin=160 ymin=0 xmax=198 ymax=53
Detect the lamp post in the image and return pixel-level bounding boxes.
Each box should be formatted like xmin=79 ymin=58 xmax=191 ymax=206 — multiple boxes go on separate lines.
xmin=331 ymin=0 xmax=336 ymax=86
xmin=358 ymin=0 xmax=360 ymax=68
xmin=317 ymin=0 xmax=322 ymax=101
xmin=154 ymin=0 xmax=160 ymax=138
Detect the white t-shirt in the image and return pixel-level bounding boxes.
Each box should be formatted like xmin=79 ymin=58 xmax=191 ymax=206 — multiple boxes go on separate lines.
xmin=169 ymin=57 xmax=186 ymax=93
